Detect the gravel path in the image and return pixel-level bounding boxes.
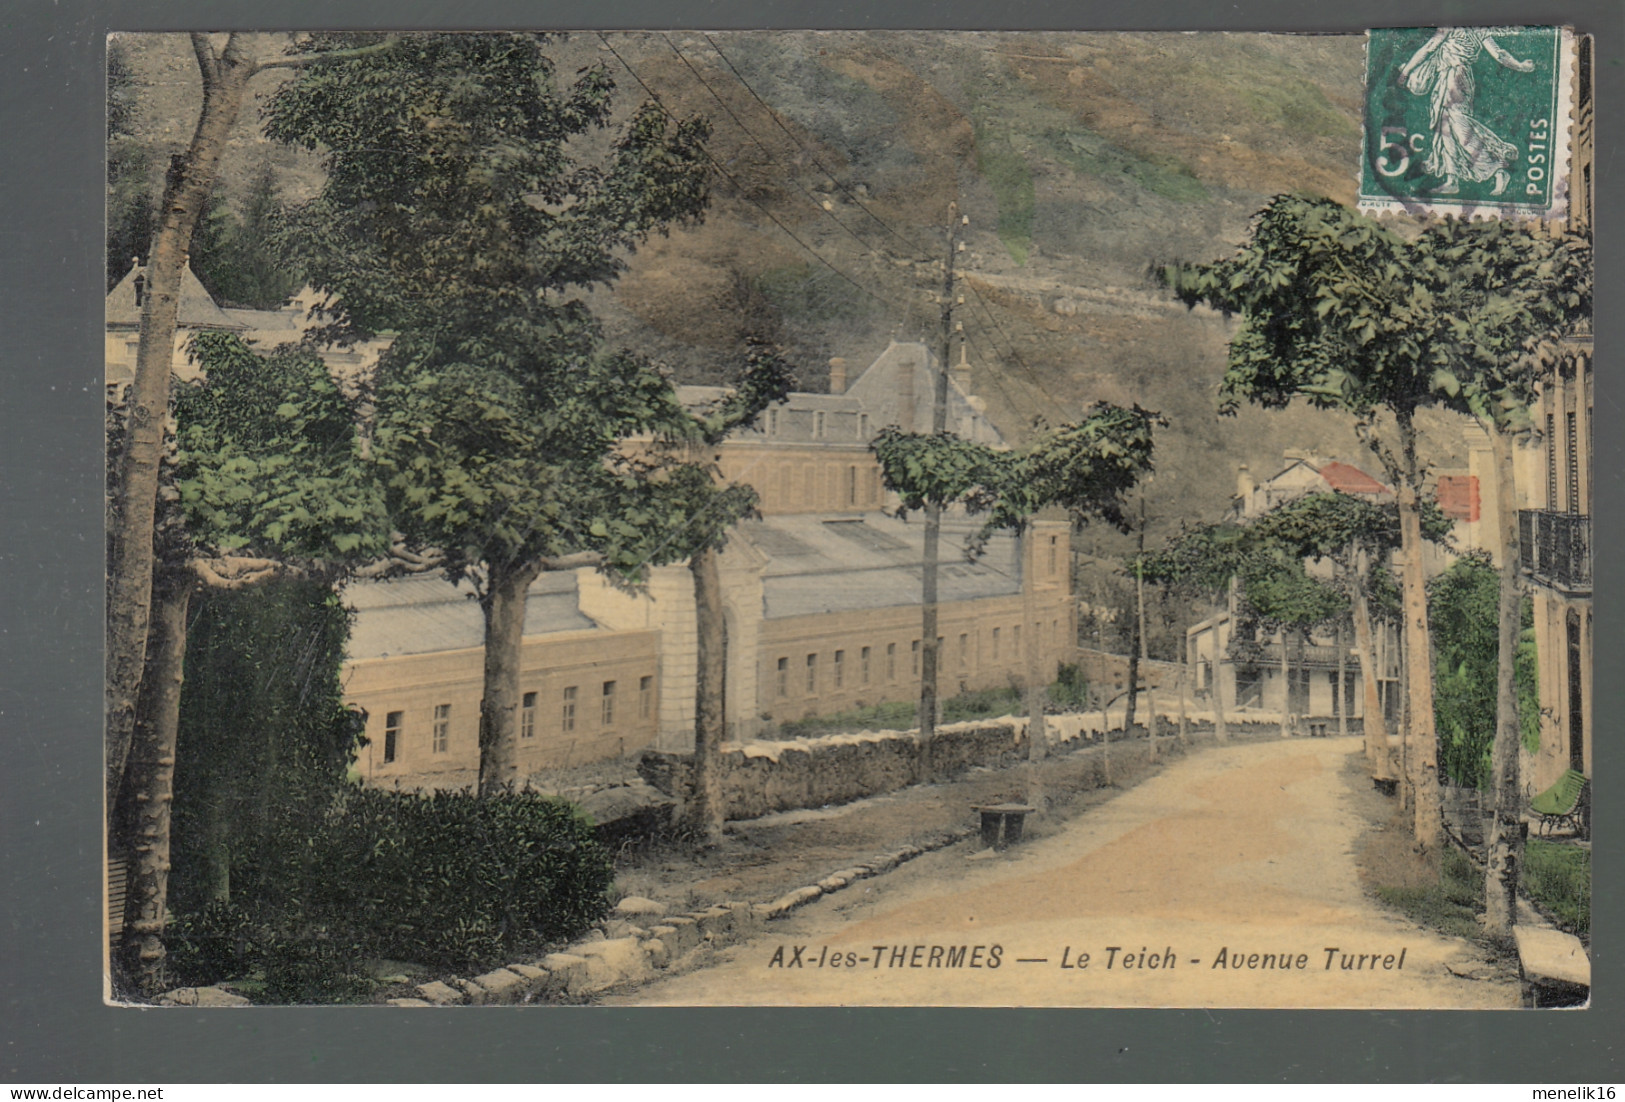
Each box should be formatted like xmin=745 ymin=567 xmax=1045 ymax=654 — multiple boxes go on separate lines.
xmin=606 ymin=736 xmax=1519 ymax=1008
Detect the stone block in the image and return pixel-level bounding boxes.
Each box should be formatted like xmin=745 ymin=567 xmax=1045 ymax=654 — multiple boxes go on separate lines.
xmin=571 ymin=937 xmax=652 ymax=994
xmin=415 ymin=980 xmax=467 ymax=1006
xmin=693 ymin=905 xmax=734 ymax=938
xmin=643 ymin=937 xmax=670 ymax=969
xmin=455 ymin=978 xmax=490 ymax=1005
xmin=541 ymin=952 xmax=589 ymax=995
xmin=385 ymin=998 xmax=435 ymax=1007
xmin=659 ymin=915 xmax=700 ymax=955
xmin=817 ymin=874 xmax=849 ymax=892
xmin=191 ymin=987 xmax=253 ymax=1007
xmin=724 ymin=901 xmax=759 ymax=931
xmin=767 ymin=884 xmax=825 ymax=916
xmin=614 ymin=895 xmax=668 ymax=917
xmin=601 ymin=919 xmax=637 ymax=940
xmin=507 ymin=963 xmax=549 ymax=983
xmin=472 ymin=969 xmax=527 ymax=1005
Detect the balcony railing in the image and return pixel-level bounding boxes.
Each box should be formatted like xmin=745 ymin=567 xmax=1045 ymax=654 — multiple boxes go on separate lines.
xmin=1229 ymin=641 xmax=1363 ymax=670
xmin=1519 ymin=509 xmax=1592 ymax=595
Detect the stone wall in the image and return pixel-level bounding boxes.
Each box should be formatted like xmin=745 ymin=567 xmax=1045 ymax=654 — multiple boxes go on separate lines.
xmin=641 ymin=713 xmax=1324 ymax=823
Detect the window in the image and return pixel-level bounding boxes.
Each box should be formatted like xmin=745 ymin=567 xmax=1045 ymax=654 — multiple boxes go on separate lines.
xmin=992 ymin=627 xmax=1001 ymax=660
xmin=814 ymin=411 xmax=826 ymax=439
xmin=432 ymin=704 xmax=450 ymax=754
xmin=911 ymin=639 xmax=921 ymax=675
xmin=860 ymin=645 xmax=871 ymax=684
xmin=833 ymin=649 xmax=845 ymax=688
xmin=776 ymin=657 xmax=789 ymax=697
xmin=1048 ymin=535 xmax=1059 ymax=575
xmin=766 ymin=409 xmax=779 ymax=435
xmin=561 ymin=686 xmax=577 ymax=732
xmin=601 ymin=681 xmax=617 ymax=725
xmin=804 ymin=467 xmax=817 ymax=504
xmin=958 ymin=633 xmax=970 ymax=670
xmin=847 ymin=466 xmax=858 ymax=505
xmin=639 ymin=675 xmax=654 ymax=719
xmin=859 ymin=413 xmax=870 ymax=439
xmin=383 ymin=710 xmax=403 ymax=764
xmin=780 ymin=464 xmax=792 ymax=506
xmin=886 ymin=642 xmax=897 ymax=680
xmin=1013 ymin=625 xmax=1022 ymax=655
xmin=870 ymin=467 xmax=883 ymax=504
xmin=806 ymin=653 xmax=818 ymax=693
xmin=521 ymin=692 xmax=537 ymax=739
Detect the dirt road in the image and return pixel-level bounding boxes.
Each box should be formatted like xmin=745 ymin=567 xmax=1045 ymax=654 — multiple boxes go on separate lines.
xmin=606 ymin=736 xmax=1518 ymax=1008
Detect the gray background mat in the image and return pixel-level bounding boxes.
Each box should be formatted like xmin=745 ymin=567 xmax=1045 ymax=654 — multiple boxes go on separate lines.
xmin=2 ymin=0 xmax=1618 ymax=1082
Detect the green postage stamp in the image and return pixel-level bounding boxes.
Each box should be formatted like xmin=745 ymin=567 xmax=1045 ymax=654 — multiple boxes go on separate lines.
xmin=1361 ymin=26 xmax=1575 ymax=219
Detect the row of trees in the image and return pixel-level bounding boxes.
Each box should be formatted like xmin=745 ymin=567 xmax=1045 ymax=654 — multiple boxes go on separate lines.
xmin=107 ymin=33 xmax=787 ymax=996
xmin=1154 ymin=196 xmax=1590 ymax=936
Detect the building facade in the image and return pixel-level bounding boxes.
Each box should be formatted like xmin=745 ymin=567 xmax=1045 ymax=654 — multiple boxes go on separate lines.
xmin=1516 ymin=34 xmax=1592 ymax=804
xmin=344 ymin=341 xmax=1078 ymax=786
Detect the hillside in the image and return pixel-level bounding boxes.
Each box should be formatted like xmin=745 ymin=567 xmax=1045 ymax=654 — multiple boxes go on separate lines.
xmin=109 ymin=30 xmax=1475 ymax=558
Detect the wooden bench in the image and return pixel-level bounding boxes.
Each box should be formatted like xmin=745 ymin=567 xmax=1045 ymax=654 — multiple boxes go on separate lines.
xmin=1529 ymin=769 xmax=1588 ymax=836
xmin=973 ymin=803 xmax=1035 ymax=850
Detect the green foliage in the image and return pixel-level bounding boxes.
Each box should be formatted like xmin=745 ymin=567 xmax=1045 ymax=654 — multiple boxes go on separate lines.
xmin=168 ymin=789 xmax=615 ymax=999
xmin=1238 ymin=551 xmax=1347 ymax=632
xmin=317 ymin=788 xmax=615 ymax=966
xmin=1518 ymin=607 xmax=1540 ymax=755
xmin=1427 ymin=552 xmax=1499 ymax=788
xmin=169 ymin=578 xmax=362 ymax=916
xmin=1157 ymin=195 xmax=1592 ymax=431
xmin=106 ymin=39 xmax=154 ymax=290
xmin=1051 ymin=662 xmax=1090 ymax=709
xmin=176 ymin=332 xmax=390 ymax=562
xmin=1524 ymin=839 xmax=1589 ymax=935
xmin=873 ymin=402 xmax=1163 ymax=545
xmin=266 ymin=32 xmax=725 ymax=584
xmin=190 ymin=165 xmax=301 ymax=310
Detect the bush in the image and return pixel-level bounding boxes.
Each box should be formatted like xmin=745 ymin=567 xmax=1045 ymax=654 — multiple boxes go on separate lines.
xmin=167 ymin=788 xmax=614 ymax=998
xmin=316 ymin=788 xmax=614 ymax=969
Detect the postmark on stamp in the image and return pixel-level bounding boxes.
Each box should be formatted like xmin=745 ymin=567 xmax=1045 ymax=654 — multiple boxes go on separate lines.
xmin=1360 ymin=26 xmax=1574 ymax=220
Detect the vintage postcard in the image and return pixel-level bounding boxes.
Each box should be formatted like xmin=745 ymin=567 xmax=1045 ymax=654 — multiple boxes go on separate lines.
xmin=104 ymin=28 xmax=1592 ymax=1010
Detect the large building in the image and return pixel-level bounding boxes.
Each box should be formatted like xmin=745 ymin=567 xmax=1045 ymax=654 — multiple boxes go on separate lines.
xmin=342 ymin=342 xmax=1076 ymax=787
xmin=1187 ymin=453 xmax=1402 ymax=727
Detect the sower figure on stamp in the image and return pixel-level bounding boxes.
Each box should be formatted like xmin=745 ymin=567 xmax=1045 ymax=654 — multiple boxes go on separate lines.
xmin=1399 ymin=27 xmax=1536 ymax=196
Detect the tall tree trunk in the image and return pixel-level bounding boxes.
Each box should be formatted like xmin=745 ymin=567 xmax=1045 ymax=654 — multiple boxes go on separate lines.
xmin=1177 ymin=668 xmax=1189 ymax=747
xmin=1350 ymin=546 xmax=1389 ymax=777
xmin=688 ymin=544 xmax=727 ymax=844
xmin=1336 ymin=620 xmax=1349 ymax=740
xmin=478 ymin=559 xmax=544 ymax=797
xmin=118 ymin=569 xmax=194 ymax=996
xmin=1123 ymin=640 xmax=1140 ymax=735
xmin=1484 ymin=424 xmax=1527 ymax=935
xmin=1279 ymin=627 xmax=1292 ymax=739
xmin=1023 ymin=529 xmax=1047 ymax=764
xmin=107 ymin=34 xmax=257 ymax=817
xmin=1397 ymin=407 xmax=1443 ymax=850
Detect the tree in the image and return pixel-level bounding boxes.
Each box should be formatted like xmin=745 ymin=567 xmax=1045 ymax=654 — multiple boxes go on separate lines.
xmin=1157 ymin=196 xmax=1589 ymax=854
xmin=191 ymin=163 xmax=301 ymax=310
xmin=107 ymin=32 xmax=400 ymax=825
xmin=265 ymin=33 xmax=715 ymax=797
xmin=875 ymin=402 xmax=1162 ymax=762
xmin=116 ymin=331 xmax=388 ymax=996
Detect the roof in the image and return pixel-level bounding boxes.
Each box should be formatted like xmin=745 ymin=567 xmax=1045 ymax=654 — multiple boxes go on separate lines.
xmin=105 ymin=262 xmax=246 ymax=331
xmin=1318 ymin=461 xmax=1389 ymax=495
xmin=1436 ymin=474 xmax=1480 ymax=521
xmin=343 ymin=572 xmax=598 ymax=660
xmin=740 ymin=511 xmax=1022 ymax=618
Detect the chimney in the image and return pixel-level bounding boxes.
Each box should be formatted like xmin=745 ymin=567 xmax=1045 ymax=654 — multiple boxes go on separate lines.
xmin=1237 ymin=464 xmax=1254 ymax=500
xmin=828 ymin=356 xmax=848 ymax=395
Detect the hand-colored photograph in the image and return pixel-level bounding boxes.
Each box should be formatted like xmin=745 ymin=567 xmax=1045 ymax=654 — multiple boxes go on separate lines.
xmin=104 ymin=28 xmax=1593 ymax=1009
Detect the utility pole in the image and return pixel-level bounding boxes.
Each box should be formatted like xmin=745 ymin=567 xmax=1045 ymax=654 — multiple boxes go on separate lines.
xmin=918 ymin=202 xmax=965 ymax=780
